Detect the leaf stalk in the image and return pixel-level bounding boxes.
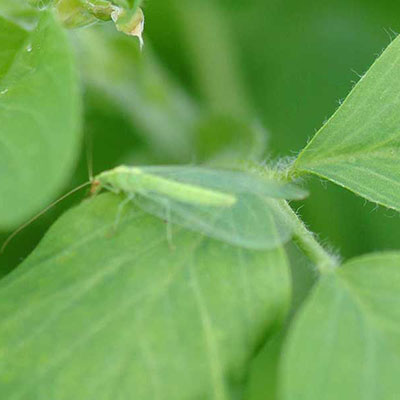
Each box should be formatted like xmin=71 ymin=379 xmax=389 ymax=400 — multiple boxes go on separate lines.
xmin=281 ymin=202 xmax=339 ymax=274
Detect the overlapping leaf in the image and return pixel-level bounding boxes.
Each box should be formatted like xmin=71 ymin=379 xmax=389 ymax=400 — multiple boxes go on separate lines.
xmin=0 ymin=193 xmax=291 ymax=399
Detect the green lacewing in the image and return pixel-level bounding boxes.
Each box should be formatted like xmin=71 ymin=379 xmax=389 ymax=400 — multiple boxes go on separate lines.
xmin=1 ymin=165 xmax=307 ymax=253
xmin=92 ymin=165 xmax=308 ymax=250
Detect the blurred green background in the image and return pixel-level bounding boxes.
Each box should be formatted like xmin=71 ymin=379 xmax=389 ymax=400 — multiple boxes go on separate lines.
xmin=1 ymin=0 xmax=400 ymax=398
xmin=2 ymin=0 xmax=400 ymax=274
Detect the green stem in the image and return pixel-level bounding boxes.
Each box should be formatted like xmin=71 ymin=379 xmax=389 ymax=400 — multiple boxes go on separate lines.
xmin=281 ymin=202 xmax=339 ymax=274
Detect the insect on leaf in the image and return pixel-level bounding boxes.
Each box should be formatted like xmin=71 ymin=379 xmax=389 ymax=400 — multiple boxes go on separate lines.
xmin=0 ymin=193 xmax=291 ymax=399
xmin=95 ymin=165 xmax=308 ymax=250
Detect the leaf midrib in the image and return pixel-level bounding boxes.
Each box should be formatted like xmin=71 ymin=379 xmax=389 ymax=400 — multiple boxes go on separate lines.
xmin=296 ymin=134 xmax=400 ymax=169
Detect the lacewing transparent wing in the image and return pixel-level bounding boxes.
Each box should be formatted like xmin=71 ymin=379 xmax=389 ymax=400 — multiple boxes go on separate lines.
xmin=96 ymin=166 xmax=307 ymax=249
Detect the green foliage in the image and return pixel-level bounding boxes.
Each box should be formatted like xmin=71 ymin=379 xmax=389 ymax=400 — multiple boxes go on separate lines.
xmin=293 ymin=36 xmax=400 ymax=211
xmin=1 ymin=1 xmax=400 ymax=399
xmin=94 ymin=165 xmax=307 ymax=250
xmin=0 ymin=10 xmax=81 ymax=229
xmin=281 ymin=253 xmax=400 ymax=400
xmin=0 ymin=194 xmax=290 ymax=399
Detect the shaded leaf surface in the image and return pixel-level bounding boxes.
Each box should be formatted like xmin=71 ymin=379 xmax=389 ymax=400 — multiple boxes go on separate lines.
xmin=293 ymin=36 xmax=400 ymax=211
xmin=0 ymin=10 xmax=81 ymax=228
xmin=281 ymin=253 xmax=400 ymax=400
xmin=245 ymin=333 xmax=283 ymax=400
xmin=0 ymin=194 xmax=290 ymax=399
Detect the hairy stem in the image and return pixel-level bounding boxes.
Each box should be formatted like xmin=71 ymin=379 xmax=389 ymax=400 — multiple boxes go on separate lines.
xmin=281 ymin=202 xmax=339 ymax=274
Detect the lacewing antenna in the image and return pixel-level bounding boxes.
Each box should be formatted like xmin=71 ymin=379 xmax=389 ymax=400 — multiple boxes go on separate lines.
xmin=85 ymin=129 xmax=94 ymax=181
xmin=1 ymin=181 xmax=91 ymax=254
xmin=1 ymin=127 xmax=98 ymax=254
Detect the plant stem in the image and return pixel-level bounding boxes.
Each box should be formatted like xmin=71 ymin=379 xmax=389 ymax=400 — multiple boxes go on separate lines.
xmin=281 ymin=202 xmax=339 ymax=274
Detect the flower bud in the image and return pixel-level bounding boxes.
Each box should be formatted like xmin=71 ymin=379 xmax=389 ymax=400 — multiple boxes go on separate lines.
xmin=55 ymin=0 xmax=145 ymax=47
xmin=111 ymin=7 xmax=145 ymax=48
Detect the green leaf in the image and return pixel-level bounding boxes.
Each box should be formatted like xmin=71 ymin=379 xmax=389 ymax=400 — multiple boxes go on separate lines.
xmin=293 ymin=36 xmax=400 ymax=211
xmin=0 ymin=11 xmax=81 ymax=228
xmin=281 ymin=252 xmax=400 ymax=400
xmin=0 ymin=193 xmax=291 ymax=399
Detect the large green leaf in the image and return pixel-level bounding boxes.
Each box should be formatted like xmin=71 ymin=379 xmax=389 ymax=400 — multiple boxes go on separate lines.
xmin=0 ymin=193 xmax=290 ymax=399
xmin=293 ymin=36 xmax=400 ymax=211
xmin=281 ymin=252 xmax=400 ymax=400
xmin=0 ymin=10 xmax=81 ymax=228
